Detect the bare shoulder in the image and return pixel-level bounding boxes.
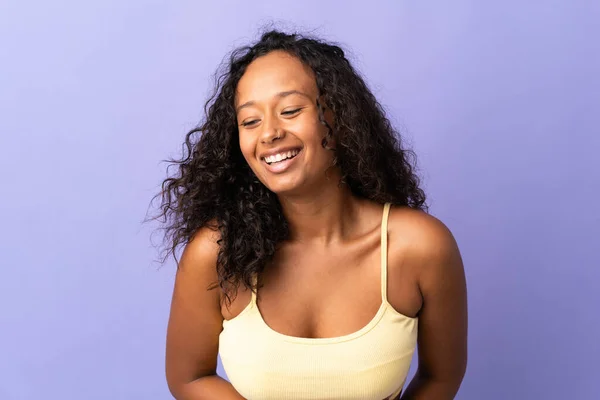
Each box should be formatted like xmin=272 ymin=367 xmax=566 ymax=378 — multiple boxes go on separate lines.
xmin=165 ymin=224 xmax=224 ymax=394
xmin=169 ymin=224 xmax=223 ymax=325
xmin=387 ymin=206 xmax=457 ymax=252
xmin=386 ymin=206 xmax=468 ymax=391
xmin=178 ymin=224 xmax=221 ymax=275
xmin=386 ymin=205 xmax=464 ymax=291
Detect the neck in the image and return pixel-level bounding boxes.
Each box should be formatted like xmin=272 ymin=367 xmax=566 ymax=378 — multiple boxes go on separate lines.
xmin=278 ymin=180 xmax=363 ymax=245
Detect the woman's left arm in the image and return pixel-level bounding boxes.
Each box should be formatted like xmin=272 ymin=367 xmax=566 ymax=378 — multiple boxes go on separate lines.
xmin=400 ymin=216 xmax=468 ymax=400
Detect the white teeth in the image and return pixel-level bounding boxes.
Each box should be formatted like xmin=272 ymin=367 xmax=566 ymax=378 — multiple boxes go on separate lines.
xmin=264 ymin=149 xmax=299 ymax=164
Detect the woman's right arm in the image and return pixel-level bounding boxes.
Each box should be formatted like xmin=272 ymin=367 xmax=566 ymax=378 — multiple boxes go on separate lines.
xmin=165 ymin=227 xmax=246 ymax=400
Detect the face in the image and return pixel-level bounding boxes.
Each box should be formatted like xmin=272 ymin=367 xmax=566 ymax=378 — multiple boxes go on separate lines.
xmin=235 ymin=51 xmax=336 ymax=196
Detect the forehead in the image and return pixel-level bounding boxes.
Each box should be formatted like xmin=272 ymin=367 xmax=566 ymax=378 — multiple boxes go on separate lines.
xmin=236 ymin=51 xmax=317 ymax=104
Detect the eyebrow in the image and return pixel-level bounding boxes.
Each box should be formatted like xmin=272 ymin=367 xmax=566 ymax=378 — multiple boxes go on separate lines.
xmin=236 ymin=90 xmax=312 ymax=113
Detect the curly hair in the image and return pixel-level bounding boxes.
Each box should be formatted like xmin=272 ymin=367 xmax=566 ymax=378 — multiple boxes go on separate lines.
xmin=152 ymin=29 xmax=427 ymax=305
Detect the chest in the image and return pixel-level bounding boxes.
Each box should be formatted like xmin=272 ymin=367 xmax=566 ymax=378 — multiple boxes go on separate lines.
xmin=254 ymin=236 xmax=383 ymax=339
xmin=221 ymin=230 xmax=422 ymax=337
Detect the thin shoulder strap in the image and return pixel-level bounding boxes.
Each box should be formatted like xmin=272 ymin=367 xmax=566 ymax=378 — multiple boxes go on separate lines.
xmin=250 ymin=273 xmax=258 ymax=305
xmin=380 ymin=202 xmax=392 ymax=302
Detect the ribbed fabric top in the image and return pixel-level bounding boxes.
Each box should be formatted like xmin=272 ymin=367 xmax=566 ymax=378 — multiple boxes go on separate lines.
xmin=219 ymin=203 xmax=418 ymax=399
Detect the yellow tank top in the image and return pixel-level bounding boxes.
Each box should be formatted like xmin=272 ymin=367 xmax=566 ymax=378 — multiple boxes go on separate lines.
xmin=219 ymin=203 xmax=418 ymax=399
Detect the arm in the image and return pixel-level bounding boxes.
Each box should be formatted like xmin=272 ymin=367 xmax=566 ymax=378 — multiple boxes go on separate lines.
xmin=400 ymin=217 xmax=468 ymax=399
xmin=165 ymin=227 xmax=246 ymax=400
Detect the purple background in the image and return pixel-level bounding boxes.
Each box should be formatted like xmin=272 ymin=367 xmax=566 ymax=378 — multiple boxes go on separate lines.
xmin=1 ymin=1 xmax=598 ymax=399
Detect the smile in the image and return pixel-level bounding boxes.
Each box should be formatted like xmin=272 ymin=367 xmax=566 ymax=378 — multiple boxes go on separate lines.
xmin=263 ymin=149 xmax=300 ymax=165
xmin=261 ymin=148 xmax=302 ymax=173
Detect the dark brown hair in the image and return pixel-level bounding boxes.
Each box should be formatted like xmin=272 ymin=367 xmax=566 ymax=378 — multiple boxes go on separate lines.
xmin=152 ymin=30 xmax=427 ymax=304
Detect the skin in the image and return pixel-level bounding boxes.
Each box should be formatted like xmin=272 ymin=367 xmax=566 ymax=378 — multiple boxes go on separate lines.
xmin=165 ymin=50 xmax=468 ymax=400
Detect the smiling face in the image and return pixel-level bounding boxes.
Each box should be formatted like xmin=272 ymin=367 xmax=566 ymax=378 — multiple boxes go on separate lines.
xmin=235 ymin=50 xmax=337 ymax=196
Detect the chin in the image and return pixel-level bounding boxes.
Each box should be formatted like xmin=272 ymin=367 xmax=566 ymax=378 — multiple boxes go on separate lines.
xmin=265 ymin=181 xmax=302 ymax=196
xmin=260 ymin=175 xmax=306 ymax=196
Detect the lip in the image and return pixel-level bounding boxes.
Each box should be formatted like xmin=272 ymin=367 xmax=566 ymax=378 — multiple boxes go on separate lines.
xmin=261 ymin=148 xmax=302 ymax=174
xmin=258 ymin=146 xmax=303 ymax=160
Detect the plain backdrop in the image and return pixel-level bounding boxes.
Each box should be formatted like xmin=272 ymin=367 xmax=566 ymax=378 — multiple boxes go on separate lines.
xmin=1 ymin=1 xmax=598 ymax=399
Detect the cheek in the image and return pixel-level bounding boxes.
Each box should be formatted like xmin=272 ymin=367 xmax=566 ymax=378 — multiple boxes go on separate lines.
xmin=238 ymin=134 xmax=256 ymax=163
xmin=293 ymin=117 xmax=325 ymax=145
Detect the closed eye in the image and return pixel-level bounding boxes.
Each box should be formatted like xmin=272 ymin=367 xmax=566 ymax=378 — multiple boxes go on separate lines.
xmin=282 ymin=108 xmax=302 ymax=116
xmin=241 ymin=119 xmax=259 ymax=127
xmin=240 ymin=108 xmax=303 ymax=127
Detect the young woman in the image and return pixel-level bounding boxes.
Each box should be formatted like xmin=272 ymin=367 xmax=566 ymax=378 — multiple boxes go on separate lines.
xmin=157 ymin=30 xmax=468 ymax=400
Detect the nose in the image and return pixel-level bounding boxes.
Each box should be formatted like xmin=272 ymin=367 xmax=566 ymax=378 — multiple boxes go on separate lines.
xmin=260 ymin=117 xmax=285 ymax=144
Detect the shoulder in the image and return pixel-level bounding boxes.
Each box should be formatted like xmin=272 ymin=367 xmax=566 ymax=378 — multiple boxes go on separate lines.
xmin=386 ymin=206 xmax=468 ymax=388
xmin=386 ymin=205 xmax=463 ymax=292
xmin=178 ymin=224 xmax=221 ymax=279
xmin=169 ymin=224 xmax=224 ymax=316
xmin=387 ymin=205 xmax=458 ymax=254
xmin=165 ymin=224 xmax=226 ymax=393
